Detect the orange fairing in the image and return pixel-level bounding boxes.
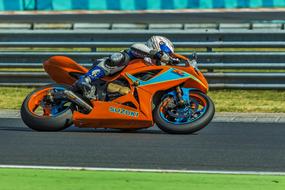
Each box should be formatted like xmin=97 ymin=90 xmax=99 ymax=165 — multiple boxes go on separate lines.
xmin=172 ymin=53 xmax=189 ymax=61
xmin=174 ymin=66 xmax=209 ymax=93
xmin=44 ymin=56 xmax=88 ymax=85
xmin=73 ymin=101 xmax=153 ymax=129
xmin=42 ymin=54 xmax=210 ymax=129
xmin=72 ymin=59 xmax=209 ymax=129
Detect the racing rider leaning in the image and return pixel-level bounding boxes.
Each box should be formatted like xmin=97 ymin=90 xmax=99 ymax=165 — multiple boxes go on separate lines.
xmin=74 ymin=36 xmax=178 ymax=98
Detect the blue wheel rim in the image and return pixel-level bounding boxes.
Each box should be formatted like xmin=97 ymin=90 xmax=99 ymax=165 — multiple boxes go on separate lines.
xmin=159 ymin=93 xmax=208 ymax=125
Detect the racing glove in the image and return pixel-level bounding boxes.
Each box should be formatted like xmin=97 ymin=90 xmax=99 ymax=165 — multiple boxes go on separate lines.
xmin=150 ymin=50 xmax=170 ymax=63
xmin=150 ymin=50 xmax=180 ymax=65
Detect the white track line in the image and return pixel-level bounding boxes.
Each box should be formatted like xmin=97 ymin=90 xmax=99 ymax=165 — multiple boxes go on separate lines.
xmin=0 ymin=165 xmax=285 ymax=176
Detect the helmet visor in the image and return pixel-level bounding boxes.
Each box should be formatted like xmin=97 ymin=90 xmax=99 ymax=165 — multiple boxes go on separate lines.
xmin=159 ymin=43 xmax=173 ymax=54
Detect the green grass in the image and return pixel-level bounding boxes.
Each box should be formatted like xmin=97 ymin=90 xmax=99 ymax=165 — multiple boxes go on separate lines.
xmin=0 ymin=87 xmax=35 ymax=109
xmin=208 ymin=90 xmax=285 ymax=113
xmin=2 ymin=47 xmax=285 ymax=53
xmin=0 ymin=68 xmax=44 ymax=72
xmin=0 ymin=47 xmax=91 ymax=52
xmin=2 ymin=68 xmax=285 ymax=73
xmin=213 ymin=69 xmax=285 ymax=73
xmin=0 ymin=168 xmax=284 ymax=190
xmin=0 ymin=87 xmax=284 ymax=113
xmin=213 ymin=48 xmax=285 ymax=52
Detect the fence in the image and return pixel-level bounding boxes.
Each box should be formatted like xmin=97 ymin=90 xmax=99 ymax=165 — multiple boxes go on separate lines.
xmin=0 ymin=22 xmax=285 ymax=89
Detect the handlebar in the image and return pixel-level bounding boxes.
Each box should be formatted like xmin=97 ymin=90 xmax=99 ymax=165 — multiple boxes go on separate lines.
xmin=171 ymin=52 xmax=198 ymax=68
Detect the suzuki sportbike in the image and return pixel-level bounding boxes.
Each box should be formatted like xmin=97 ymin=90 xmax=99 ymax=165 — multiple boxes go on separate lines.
xmin=21 ymin=53 xmax=215 ymax=134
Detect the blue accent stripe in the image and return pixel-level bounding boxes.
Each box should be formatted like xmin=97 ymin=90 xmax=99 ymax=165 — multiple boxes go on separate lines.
xmin=127 ymin=68 xmax=191 ymax=87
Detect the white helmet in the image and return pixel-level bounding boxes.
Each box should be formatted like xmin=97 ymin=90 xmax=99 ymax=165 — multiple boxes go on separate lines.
xmin=146 ymin=36 xmax=174 ymax=54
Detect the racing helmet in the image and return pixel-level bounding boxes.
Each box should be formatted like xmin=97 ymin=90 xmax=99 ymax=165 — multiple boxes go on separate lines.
xmin=146 ymin=36 xmax=174 ymax=54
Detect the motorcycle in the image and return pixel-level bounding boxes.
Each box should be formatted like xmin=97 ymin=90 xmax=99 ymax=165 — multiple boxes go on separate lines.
xmin=21 ymin=53 xmax=215 ymax=134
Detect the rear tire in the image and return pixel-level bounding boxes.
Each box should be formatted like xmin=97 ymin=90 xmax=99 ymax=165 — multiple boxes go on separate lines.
xmin=21 ymin=84 xmax=74 ymax=131
xmin=154 ymin=91 xmax=215 ymax=134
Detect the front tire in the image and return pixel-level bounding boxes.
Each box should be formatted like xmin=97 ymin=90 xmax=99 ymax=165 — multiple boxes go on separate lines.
xmin=154 ymin=91 xmax=215 ymax=134
xmin=21 ymin=84 xmax=74 ymax=131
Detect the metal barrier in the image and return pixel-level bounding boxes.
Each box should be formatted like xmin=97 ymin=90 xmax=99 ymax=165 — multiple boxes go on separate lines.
xmin=0 ymin=22 xmax=285 ymax=89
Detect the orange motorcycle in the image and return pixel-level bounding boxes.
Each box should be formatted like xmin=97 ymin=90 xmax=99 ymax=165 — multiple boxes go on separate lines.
xmin=21 ymin=53 xmax=215 ymax=134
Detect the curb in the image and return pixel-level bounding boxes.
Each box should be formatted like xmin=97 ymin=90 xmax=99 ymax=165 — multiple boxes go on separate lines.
xmin=0 ymin=109 xmax=285 ymax=123
xmin=213 ymin=112 xmax=285 ymax=123
xmin=0 ymin=109 xmax=20 ymax=118
xmin=1 ymin=164 xmax=285 ymax=176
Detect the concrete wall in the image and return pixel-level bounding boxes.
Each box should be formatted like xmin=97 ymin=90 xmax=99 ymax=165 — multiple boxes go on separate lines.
xmin=0 ymin=0 xmax=285 ymax=11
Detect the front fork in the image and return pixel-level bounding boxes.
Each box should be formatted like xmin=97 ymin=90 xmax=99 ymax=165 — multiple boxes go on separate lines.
xmin=176 ymin=86 xmax=186 ymax=107
xmin=167 ymin=86 xmax=191 ymax=106
xmin=160 ymin=86 xmax=195 ymax=122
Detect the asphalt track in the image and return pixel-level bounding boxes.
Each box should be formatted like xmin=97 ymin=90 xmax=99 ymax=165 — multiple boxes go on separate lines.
xmin=1 ymin=11 xmax=285 ymax=23
xmin=0 ymin=118 xmax=285 ymax=172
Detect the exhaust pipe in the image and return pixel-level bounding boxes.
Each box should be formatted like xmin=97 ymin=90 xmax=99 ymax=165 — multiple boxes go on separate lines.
xmin=63 ymin=90 xmax=93 ymax=113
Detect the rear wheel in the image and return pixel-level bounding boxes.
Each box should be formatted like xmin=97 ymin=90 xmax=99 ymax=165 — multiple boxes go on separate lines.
xmin=154 ymin=90 xmax=215 ymax=134
xmin=21 ymin=84 xmax=74 ymax=131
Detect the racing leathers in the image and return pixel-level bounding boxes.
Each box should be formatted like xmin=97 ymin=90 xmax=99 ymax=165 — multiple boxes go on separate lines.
xmin=75 ymin=43 xmax=173 ymax=97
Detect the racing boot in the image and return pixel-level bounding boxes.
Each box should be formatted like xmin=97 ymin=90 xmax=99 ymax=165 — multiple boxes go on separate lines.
xmin=74 ymin=65 xmax=105 ymax=99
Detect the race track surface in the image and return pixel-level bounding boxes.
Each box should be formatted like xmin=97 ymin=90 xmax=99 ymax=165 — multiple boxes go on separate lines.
xmin=1 ymin=11 xmax=284 ymax=23
xmin=0 ymin=118 xmax=285 ymax=172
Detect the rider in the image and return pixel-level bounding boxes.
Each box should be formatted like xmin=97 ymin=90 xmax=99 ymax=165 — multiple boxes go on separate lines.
xmin=75 ymin=36 xmax=178 ymax=97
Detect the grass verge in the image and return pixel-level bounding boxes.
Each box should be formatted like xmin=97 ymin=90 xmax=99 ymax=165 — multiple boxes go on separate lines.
xmin=0 ymin=87 xmax=284 ymax=112
xmin=208 ymin=90 xmax=285 ymax=113
xmin=0 ymin=168 xmax=284 ymax=190
xmin=0 ymin=87 xmax=35 ymax=109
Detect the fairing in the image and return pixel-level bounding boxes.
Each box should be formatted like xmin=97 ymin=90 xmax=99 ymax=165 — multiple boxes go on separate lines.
xmin=43 ymin=56 xmax=209 ymax=129
xmin=44 ymin=56 xmax=88 ymax=85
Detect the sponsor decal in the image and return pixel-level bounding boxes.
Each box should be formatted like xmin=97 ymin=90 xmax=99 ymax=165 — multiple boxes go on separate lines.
xmin=109 ymin=106 xmax=139 ymax=117
xmin=91 ymin=69 xmax=101 ymax=76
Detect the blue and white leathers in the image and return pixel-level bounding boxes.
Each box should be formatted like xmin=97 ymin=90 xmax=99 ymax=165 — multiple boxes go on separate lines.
xmin=75 ymin=35 xmax=175 ymax=96
xmin=86 ymin=43 xmax=153 ymax=80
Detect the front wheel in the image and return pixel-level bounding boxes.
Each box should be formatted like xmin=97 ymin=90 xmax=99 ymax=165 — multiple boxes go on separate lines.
xmin=21 ymin=84 xmax=74 ymax=131
xmin=154 ymin=90 xmax=215 ymax=134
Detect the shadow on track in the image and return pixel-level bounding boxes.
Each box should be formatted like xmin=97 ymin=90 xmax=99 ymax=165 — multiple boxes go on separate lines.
xmin=0 ymin=118 xmax=200 ymax=135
